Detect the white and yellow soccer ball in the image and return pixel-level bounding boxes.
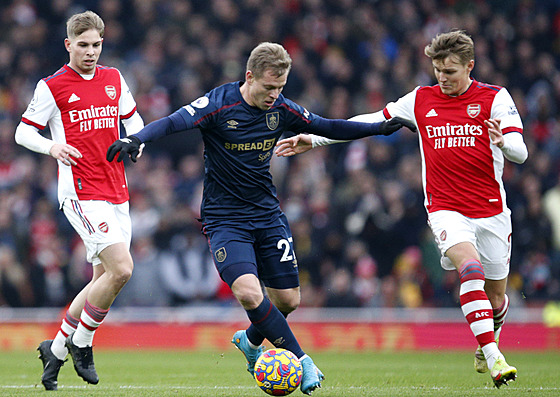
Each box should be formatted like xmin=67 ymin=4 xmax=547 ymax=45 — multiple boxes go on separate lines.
xmin=254 ymin=348 xmax=303 ymax=396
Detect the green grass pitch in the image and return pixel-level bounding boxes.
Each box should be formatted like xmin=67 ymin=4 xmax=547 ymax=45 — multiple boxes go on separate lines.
xmin=1 ymin=350 xmax=559 ymax=396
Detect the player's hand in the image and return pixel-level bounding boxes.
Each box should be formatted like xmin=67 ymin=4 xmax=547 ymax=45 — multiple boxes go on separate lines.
xmin=377 ymin=117 xmax=417 ymax=136
xmin=137 ymin=143 xmax=145 ymax=159
xmin=106 ymin=135 xmax=142 ymax=162
xmin=275 ymin=135 xmax=313 ymax=157
xmin=50 ymin=143 xmax=82 ymax=166
xmin=485 ymin=118 xmax=504 ymax=148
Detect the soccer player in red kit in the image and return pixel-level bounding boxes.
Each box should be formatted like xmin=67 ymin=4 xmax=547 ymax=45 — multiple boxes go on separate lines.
xmin=15 ymin=11 xmax=144 ymax=390
xmin=275 ymin=30 xmax=527 ymax=388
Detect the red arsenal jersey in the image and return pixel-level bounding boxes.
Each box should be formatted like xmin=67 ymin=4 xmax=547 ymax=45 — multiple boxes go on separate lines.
xmin=383 ymin=80 xmax=523 ymax=218
xmin=21 ymin=64 xmax=138 ymax=205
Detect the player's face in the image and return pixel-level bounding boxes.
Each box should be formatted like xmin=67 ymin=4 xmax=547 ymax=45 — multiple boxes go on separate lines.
xmin=432 ymin=56 xmax=474 ymax=97
xmin=245 ymin=69 xmax=288 ymax=110
xmin=65 ymin=29 xmax=103 ymax=75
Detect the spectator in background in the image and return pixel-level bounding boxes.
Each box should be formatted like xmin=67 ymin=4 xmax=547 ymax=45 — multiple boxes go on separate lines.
xmin=0 ymin=244 xmax=34 ymax=307
xmin=115 ymin=235 xmax=168 ymax=307
xmin=158 ymin=232 xmax=221 ymax=306
xmin=324 ymin=267 xmax=361 ymax=307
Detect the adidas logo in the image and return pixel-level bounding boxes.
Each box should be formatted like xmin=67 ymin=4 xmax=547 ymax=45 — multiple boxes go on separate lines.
xmin=426 ymin=108 xmax=438 ymax=117
xmin=68 ymin=93 xmax=81 ymax=103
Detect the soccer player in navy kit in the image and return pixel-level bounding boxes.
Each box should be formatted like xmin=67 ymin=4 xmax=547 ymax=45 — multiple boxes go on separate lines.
xmin=107 ymin=42 xmax=414 ymax=394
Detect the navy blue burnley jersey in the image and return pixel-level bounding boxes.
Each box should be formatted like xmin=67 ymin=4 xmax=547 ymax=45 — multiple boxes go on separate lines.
xmin=163 ymin=82 xmax=318 ymax=227
xmin=134 ymin=81 xmax=385 ymax=228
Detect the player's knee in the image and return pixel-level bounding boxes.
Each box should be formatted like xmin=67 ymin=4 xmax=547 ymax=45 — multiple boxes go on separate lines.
xmin=486 ymin=291 xmax=505 ymax=308
xmin=236 ymin=289 xmax=264 ymax=310
xmin=119 ymin=267 xmax=133 ymax=284
xmin=275 ymin=297 xmax=300 ymax=314
xmin=108 ymin=262 xmax=133 ymax=286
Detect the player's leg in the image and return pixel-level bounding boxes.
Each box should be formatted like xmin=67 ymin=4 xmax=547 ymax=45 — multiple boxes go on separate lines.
xmin=486 ymin=279 xmax=509 ymax=339
xmin=230 ymin=274 xmax=305 ymax=359
xmin=38 ymin=270 xmax=105 ymax=390
xmin=230 ymin=273 xmax=323 ymax=395
xmin=66 ymin=242 xmax=133 ymax=384
xmin=52 ymin=267 xmax=105 ymax=356
xmin=266 ymin=286 xmax=324 ymax=395
xmin=446 ymin=242 xmax=516 ymax=387
xmin=475 ymin=278 xmax=508 ymax=373
xmin=252 ymin=216 xmax=323 ymax=394
xmin=62 ymin=200 xmax=132 ymax=385
xmin=244 ymin=286 xmax=299 ymax=350
xmin=205 ymin=227 xmax=266 ymax=375
xmin=446 ymin=243 xmax=499 ymax=361
xmin=430 ymin=211 xmax=515 ymax=387
xmin=237 ymin=287 xmax=297 ymax=375
xmin=38 ymin=199 xmax=108 ymax=390
xmin=473 ymin=211 xmax=515 ymax=384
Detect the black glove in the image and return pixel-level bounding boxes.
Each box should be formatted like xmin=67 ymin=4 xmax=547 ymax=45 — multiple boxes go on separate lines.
xmin=377 ymin=117 xmax=417 ymax=136
xmin=106 ymin=135 xmax=142 ymax=162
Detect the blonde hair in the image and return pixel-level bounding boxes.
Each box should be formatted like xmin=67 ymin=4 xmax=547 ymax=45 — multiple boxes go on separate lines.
xmin=424 ymin=30 xmax=474 ymax=65
xmin=66 ymin=10 xmax=104 ymax=39
xmin=246 ymin=42 xmax=292 ymax=78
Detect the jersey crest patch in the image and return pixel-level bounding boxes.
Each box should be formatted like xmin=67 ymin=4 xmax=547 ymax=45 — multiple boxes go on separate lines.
xmin=98 ymin=222 xmax=109 ymax=233
xmin=214 ymin=247 xmax=227 ymax=262
xmin=466 ymin=104 xmax=481 ymax=118
xmin=105 ymin=85 xmax=117 ymax=100
xmin=266 ymin=112 xmax=279 ymax=130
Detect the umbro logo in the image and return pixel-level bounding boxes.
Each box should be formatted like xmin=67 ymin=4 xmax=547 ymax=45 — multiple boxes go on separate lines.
xmin=68 ymin=93 xmax=81 ymax=103
xmin=425 ymin=108 xmax=438 ymax=117
xmin=227 ymin=120 xmax=239 ymax=129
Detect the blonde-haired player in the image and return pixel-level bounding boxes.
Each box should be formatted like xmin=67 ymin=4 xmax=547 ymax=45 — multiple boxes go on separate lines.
xmin=15 ymin=10 xmax=144 ymax=390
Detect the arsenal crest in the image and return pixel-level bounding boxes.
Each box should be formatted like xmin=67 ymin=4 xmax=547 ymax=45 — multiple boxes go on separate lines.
xmin=215 ymin=247 xmax=227 ymax=263
xmin=105 ymin=85 xmax=117 ymax=100
xmin=98 ymin=222 xmax=109 ymax=233
xmin=466 ymin=104 xmax=481 ymax=118
xmin=266 ymin=112 xmax=279 ymax=130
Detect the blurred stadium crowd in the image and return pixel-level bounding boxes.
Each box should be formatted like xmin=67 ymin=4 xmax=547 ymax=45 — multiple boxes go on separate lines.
xmin=1 ymin=0 xmax=560 ymax=309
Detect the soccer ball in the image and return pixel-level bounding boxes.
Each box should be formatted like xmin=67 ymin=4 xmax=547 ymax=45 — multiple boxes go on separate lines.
xmin=254 ymin=348 xmax=303 ymax=396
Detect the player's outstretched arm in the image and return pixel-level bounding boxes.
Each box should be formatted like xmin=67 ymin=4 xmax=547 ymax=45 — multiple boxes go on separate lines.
xmin=275 ymin=135 xmax=312 ymax=157
xmin=276 ymin=117 xmax=417 ymax=157
xmin=308 ymin=116 xmax=416 ymax=141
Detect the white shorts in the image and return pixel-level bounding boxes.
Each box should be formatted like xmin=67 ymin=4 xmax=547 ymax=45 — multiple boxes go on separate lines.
xmin=427 ymin=209 xmax=512 ymax=280
xmin=62 ymin=199 xmax=131 ymax=266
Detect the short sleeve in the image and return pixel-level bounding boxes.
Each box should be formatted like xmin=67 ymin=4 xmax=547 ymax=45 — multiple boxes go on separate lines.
xmin=21 ymin=80 xmax=57 ymax=130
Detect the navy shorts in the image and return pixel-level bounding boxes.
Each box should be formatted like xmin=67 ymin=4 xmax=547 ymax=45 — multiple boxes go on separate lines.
xmin=204 ymin=214 xmax=299 ymax=289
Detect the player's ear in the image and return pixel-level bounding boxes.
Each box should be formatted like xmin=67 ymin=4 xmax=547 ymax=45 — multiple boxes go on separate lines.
xmin=64 ymin=38 xmax=71 ymax=53
xmin=467 ymin=59 xmax=474 ymax=73
xmin=246 ymin=70 xmax=254 ymax=84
